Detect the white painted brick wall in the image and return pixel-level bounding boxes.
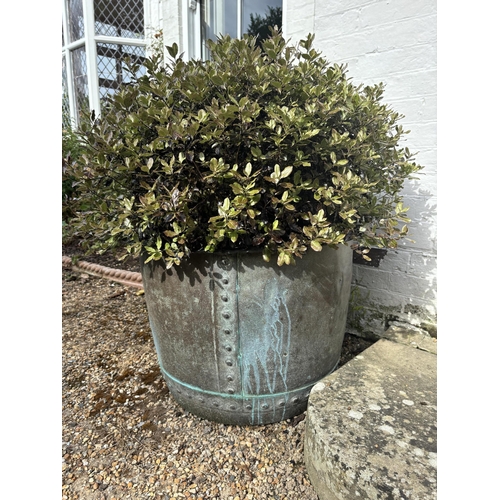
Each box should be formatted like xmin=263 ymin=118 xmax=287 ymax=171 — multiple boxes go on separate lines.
xmin=145 ymin=0 xmax=163 ymax=56
xmin=285 ymin=0 xmax=438 ymax=336
xmin=160 ymin=0 xmax=182 ymax=54
xmin=145 ymin=0 xmax=181 ymax=62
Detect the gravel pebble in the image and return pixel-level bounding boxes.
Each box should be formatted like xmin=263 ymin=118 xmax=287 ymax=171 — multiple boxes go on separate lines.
xmin=62 ymin=245 xmax=373 ymax=500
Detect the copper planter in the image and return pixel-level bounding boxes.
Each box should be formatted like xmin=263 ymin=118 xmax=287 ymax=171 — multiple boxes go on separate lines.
xmin=141 ymin=245 xmax=352 ymax=425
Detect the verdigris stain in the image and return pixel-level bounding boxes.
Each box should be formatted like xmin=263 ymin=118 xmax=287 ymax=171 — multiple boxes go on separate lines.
xmin=241 ymin=280 xmax=291 ymax=423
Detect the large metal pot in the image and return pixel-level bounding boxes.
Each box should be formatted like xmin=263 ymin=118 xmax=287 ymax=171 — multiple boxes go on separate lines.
xmin=141 ymin=244 xmax=352 ymax=425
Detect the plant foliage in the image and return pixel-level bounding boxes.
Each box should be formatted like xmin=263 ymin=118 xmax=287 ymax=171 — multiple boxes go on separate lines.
xmin=68 ymin=31 xmax=421 ymax=267
xmin=62 ymin=127 xmax=83 ymax=222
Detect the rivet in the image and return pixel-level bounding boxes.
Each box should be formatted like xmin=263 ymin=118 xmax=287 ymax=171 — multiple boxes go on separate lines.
xmin=221 ymin=295 xmax=229 ymax=302
xmin=292 ymin=397 xmax=299 ymax=404
xmin=226 ymin=360 xmax=233 ymax=366
xmin=230 ymin=405 xmax=236 ymax=410
xmin=262 ymin=403 xmax=269 ymax=410
xmin=222 ymin=312 xmax=230 ymax=319
xmin=226 ymin=375 xmax=233 ymax=381
xmin=228 ymin=388 xmax=235 ymax=394
xmin=222 ymin=278 xmax=229 ymax=284
xmin=278 ymin=401 xmax=285 ymax=407
xmin=245 ymin=404 xmax=252 ymax=410
xmin=213 ymin=402 xmax=219 ymax=407
xmin=224 ymin=329 xmax=231 ymax=335
xmin=225 ymin=345 xmax=232 ymax=352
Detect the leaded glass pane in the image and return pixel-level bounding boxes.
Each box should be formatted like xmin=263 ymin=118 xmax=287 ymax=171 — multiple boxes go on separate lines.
xmin=94 ymin=0 xmax=144 ymax=39
xmin=71 ymin=46 xmax=89 ymax=118
xmin=67 ymin=0 xmax=85 ymax=42
xmin=97 ymin=43 xmax=146 ymax=100
xmin=62 ymin=57 xmax=72 ymax=129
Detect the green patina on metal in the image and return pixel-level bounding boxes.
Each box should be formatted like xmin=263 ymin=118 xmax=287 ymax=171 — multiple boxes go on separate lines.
xmin=141 ymin=245 xmax=352 ymax=425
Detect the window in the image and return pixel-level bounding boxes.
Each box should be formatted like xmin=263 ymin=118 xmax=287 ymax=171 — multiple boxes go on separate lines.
xmin=185 ymin=0 xmax=282 ymax=61
xmin=62 ymin=0 xmax=149 ymax=128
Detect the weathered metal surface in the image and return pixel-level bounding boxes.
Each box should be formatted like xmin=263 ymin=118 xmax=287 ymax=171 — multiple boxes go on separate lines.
xmin=141 ymin=245 xmax=353 ymax=425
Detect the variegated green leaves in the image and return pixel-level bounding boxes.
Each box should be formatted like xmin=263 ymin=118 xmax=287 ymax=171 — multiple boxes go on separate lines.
xmin=69 ymin=30 xmax=421 ymax=266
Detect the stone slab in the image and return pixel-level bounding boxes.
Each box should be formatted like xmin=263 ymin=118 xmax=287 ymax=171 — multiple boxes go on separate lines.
xmin=304 ymin=339 xmax=437 ymax=500
xmin=382 ymin=323 xmax=437 ymax=355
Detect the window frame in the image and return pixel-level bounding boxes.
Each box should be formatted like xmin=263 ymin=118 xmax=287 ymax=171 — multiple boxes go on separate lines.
xmin=62 ymin=0 xmax=151 ymax=128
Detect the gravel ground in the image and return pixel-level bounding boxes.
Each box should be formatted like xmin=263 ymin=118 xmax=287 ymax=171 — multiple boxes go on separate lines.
xmin=62 ymin=245 xmax=373 ymax=500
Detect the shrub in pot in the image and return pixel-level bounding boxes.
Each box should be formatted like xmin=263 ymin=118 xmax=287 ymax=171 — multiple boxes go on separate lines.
xmin=69 ymin=32 xmax=421 ymax=425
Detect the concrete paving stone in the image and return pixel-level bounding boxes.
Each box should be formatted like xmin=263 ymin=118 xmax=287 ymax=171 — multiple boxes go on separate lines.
xmin=304 ymin=339 xmax=437 ymax=500
xmin=382 ymin=323 xmax=437 ymax=355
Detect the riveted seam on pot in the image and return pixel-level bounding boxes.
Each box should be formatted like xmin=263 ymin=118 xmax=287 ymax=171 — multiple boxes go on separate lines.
xmin=213 ymin=256 xmax=240 ymax=396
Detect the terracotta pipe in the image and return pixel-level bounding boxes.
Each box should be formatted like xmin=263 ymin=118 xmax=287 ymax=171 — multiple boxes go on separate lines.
xmin=62 ymin=256 xmax=143 ymax=289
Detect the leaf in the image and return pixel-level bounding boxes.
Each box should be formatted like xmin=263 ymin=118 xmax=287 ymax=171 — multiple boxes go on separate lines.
xmin=212 ymin=75 xmax=224 ymax=86
xmin=281 ymin=166 xmax=293 ymax=178
xmin=277 ymin=252 xmax=286 ymax=266
xmin=251 ymin=147 xmax=262 ymax=158
xmin=244 ymin=162 xmax=252 ymax=176
xmin=303 ymin=226 xmax=314 ymax=238
xmin=311 ymin=240 xmax=323 ymax=251
xmin=160 ymin=159 xmax=173 ymax=174
xmin=197 ymin=110 xmax=207 ymax=122
xmin=166 ymin=43 xmax=178 ymax=58
xmin=231 ymin=183 xmax=244 ymax=195
xmin=262 ymin=247 xmax=271 ymax=262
